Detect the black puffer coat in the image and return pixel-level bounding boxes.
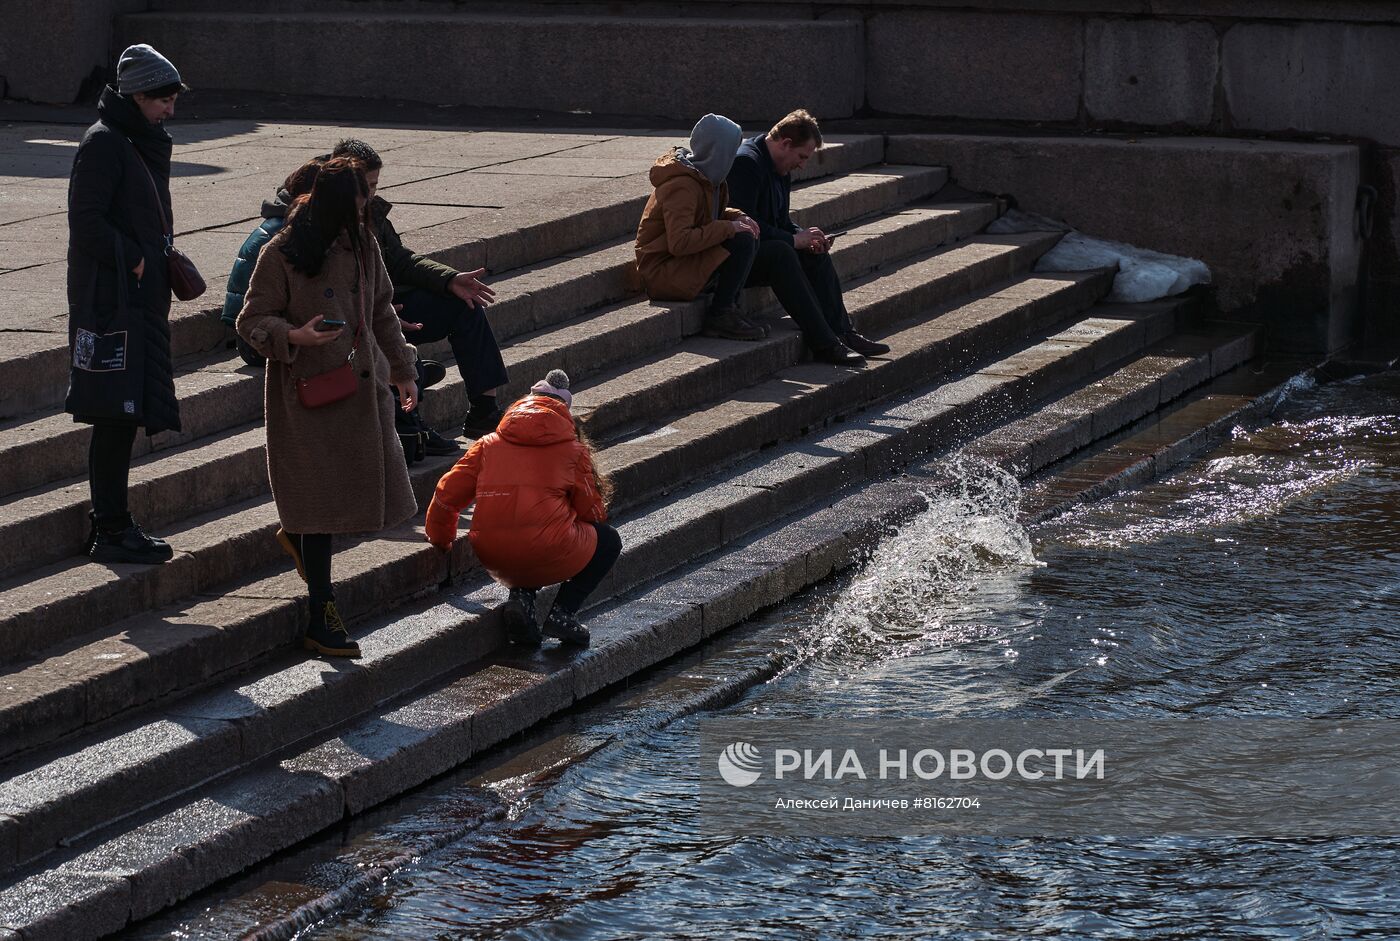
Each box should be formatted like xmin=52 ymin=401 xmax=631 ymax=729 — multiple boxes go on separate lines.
xmin=65 ymin=85 xmax=181 ymax=435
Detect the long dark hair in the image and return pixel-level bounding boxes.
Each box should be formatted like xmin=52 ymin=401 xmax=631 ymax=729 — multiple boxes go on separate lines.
xmin=574 ymin=423 xmax=615 ymax=507
xmin=280 ymin=157 xmax=369 ymax=277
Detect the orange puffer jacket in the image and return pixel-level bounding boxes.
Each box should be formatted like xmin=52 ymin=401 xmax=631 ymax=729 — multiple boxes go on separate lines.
xmin=425 ymin=395 xmax=607 ymax=588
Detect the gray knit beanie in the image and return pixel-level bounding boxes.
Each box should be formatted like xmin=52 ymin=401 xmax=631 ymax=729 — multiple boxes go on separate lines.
xmin=531 ymin=369 xmax=572 ymax=408
xmin=116 ymin=44 xmax=183 ymax=95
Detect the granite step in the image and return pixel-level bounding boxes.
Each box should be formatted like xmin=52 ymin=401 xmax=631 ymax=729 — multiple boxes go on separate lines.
xmin=0 ymin=233 xmax=1064 ymax=747
xmin=0 ymin=314 xmax=1259 ymax=936
xmin=0 ymin=160 xmax=935 ymax=500
xmin=0 ymin=294 xmax=1168 ymax=879
xmin=0 ymin=191 xmax=965 ymax=587
xmin=0 ymin=136 xmax=885 ymax=423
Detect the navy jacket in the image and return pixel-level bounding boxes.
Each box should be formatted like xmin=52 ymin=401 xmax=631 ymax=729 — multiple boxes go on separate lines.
xmin=727 ymin=135 xmax=798 ymax=247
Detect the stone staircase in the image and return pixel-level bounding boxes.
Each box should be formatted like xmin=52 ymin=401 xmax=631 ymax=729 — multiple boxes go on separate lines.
xmin=0 ymin=135 xmax=1263 ymax=939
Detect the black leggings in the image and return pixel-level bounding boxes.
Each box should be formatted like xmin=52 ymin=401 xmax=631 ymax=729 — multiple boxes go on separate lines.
xmin=708 ymin=232 xmax=758 ymax=310
xmin=291 ymin=532 xmax=334 ymax=606
xmin=88 ymin=422 xmax=138 ymax=529
xmin=553 ymin=522 xmax=622 ymax=614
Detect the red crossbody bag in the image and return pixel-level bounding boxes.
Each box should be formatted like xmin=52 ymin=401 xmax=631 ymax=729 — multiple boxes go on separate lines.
xmin=295 ymin=247 xmax=367 ymax=409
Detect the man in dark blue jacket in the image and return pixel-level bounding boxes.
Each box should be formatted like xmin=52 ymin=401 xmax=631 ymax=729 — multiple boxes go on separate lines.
xmin=727 ymin=109 xmax=889 ymax=365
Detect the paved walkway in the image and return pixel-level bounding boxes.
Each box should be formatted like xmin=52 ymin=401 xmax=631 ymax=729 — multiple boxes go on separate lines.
xmin=0 ymin=118 xmax=689 ymax=334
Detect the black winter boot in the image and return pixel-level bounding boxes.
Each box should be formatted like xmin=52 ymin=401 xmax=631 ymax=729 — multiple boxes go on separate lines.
xmin=702 ymin=305 xmax=765 ymax=341
xmin=304 ymin=599 xmax=360 ymax=657
xmin=542 ymin=606 xmax=591 ymax=647
xmin=463 ymin=397 xmax=503 ymax=438
xmin=90 ymin=515 xmax=173 ymax=565
xmin=502 ymin=588 xmax=541 ymax=646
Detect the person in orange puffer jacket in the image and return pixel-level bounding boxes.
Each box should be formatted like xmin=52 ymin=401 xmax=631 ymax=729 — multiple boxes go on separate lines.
xmin=425 ymin=369 xmax=620 ymax=647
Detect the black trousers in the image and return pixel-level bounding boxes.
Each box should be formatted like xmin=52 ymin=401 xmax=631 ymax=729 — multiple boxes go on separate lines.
xmin=396 ymin=288 xmax=509 ymax=398
xmin=88 ymin=422 xmax=138 ymax=530
xmin=553 ymin=522 xmax=622 ymax=614
xmin=708 ymin=232 xmax=758 ymax=310
xmin=746 ymin=241 xmax=851 ymax=350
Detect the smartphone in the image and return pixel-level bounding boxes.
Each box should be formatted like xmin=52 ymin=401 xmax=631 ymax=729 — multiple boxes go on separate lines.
xmin=316 ymin=318 xmax=346 ymax=332
xmin=825 ymin=230 xmax=846 ymax=244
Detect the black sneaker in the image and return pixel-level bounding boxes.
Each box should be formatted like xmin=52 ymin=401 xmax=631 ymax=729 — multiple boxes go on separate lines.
xmin=304 ymin=600 xmax=360 ymax=657
xmin=701 ymin=305 xmax=765 ymax=341
xmin=419 ymin=359 xmax=447 ymax=390
xmin=463 ymin=407 xmax=503 ymax=439
xmin=90 ymin=517 xmax=174 ymax=565
xmin=423 ymin=427 xmax=462 ymax=456
xmin=813 ymin=342 xmax=866 ymax=366
xmin=542 ymin=606 xmax=591 ymax=647
xmin=502 ymin=588 xmax=542 ymax=646
xmin=842 ymin=331 xmax=890 ymax=356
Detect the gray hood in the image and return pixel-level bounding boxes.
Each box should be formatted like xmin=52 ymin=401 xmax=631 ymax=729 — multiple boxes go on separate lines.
xmin=261 ymin=187 xmax=293 ymax=220
xmin=677 ymin=113 xmax=742 ymax=186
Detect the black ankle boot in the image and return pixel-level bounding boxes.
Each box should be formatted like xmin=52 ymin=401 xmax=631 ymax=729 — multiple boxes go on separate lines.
xmin=463 ymin=397 xmax=503 ymax=438
xmin=502 ymin=587 xmax=541 ymax=646
xmin=542 ymin=606 xmax=590 ymax=647
xmin=304 ymin=599 xmax=360 ymax=658
xmin=90 ymin=515 xmax=173 ymax=564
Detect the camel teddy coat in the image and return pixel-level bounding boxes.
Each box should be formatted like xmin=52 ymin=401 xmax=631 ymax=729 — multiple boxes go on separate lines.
xmin=424 ymin=395 xmax=607 ymax=588
xmin=634 ymin=149 xmax=745 ymax=301
xmin=236 ymin=225 xmax=418 ymax=535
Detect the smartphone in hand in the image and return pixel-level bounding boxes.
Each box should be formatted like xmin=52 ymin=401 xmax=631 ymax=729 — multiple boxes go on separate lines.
xmin=316 ymin=318 xmax=346 ymax=332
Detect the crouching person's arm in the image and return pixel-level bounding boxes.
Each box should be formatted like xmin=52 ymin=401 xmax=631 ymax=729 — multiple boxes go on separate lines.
xmin=425 ymin=440 xmax=485 ymax=550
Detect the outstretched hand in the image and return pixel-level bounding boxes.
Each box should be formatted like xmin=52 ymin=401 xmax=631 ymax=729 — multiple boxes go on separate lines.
xmin=449 ymin=269 xmax=496 ymax=307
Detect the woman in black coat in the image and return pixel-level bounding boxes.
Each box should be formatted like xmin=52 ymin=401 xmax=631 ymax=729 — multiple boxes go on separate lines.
xmin=67 ymin=44 xmax=187 ymax=564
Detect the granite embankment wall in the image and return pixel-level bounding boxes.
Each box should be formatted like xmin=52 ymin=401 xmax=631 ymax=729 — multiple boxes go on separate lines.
xmin=1 ymin=0 xmax=1394 ymax=352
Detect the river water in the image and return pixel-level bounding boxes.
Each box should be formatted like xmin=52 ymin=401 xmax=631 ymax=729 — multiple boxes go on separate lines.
xmin=294 ymin=373 xmax=1400 ymax=939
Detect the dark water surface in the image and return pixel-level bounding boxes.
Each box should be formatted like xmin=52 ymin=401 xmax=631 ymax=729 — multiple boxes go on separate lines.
xmin=312 ymin=373 xmax=1400 ymax=940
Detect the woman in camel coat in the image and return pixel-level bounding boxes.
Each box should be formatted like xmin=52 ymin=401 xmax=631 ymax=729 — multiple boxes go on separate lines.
xmin=237 ymin=157 xmax=418 ymax=658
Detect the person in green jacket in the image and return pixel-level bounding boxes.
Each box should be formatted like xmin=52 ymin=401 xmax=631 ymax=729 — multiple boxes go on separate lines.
xmin=332 ymin=139 xmax=508 ymax=438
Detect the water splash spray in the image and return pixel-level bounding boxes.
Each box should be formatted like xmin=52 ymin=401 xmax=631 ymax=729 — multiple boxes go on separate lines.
xmin=778 ymin=456 xmax=1042 ymax=676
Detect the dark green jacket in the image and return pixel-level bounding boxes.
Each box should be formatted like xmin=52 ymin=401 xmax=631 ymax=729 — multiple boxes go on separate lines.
xmin=370 ymin=195 xmax=458 ymax=296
